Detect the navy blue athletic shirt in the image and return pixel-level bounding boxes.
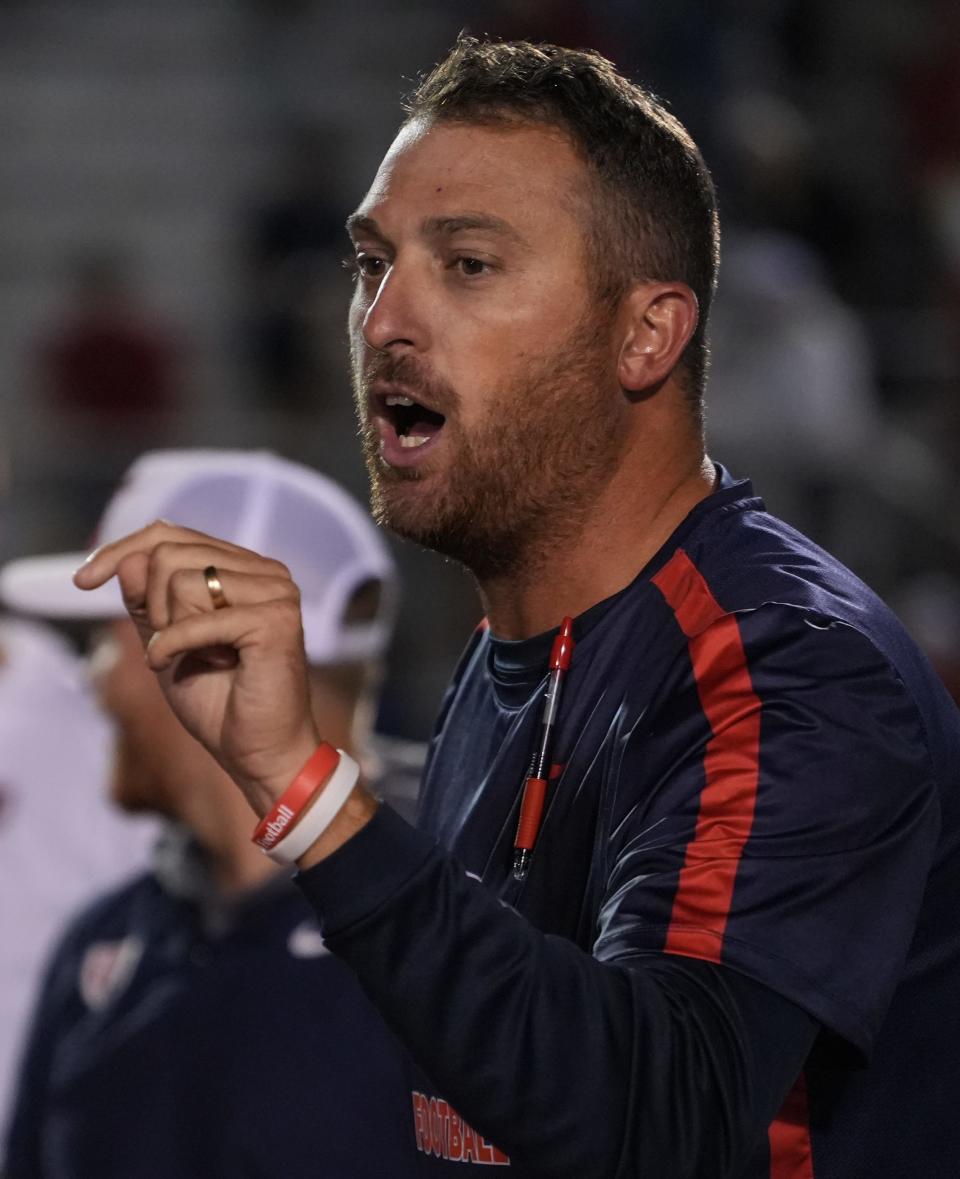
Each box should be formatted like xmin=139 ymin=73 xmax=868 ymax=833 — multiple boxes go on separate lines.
xmin=4 ymin=871 xmax=417 ymax=1178
xmin=300 ymin=469 xmax=960 ymax=1178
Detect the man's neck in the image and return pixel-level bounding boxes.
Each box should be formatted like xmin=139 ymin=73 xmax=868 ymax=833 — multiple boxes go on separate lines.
xmin=479 ymin=447 xmax=716 ymax=640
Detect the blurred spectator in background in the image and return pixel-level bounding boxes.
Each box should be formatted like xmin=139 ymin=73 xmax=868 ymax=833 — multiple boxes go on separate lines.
xmin=706 ymin=90 xmax=880 ymax=544
xmin=34 ymin=250 xmax=182 ymax=434
xmin=706 ymin=83 xmax=959 ymax=585
xmin=0 ymin=616 xmax=157 ymax=1155
xmin=904 ymin=0 xmax=960 ymax=296
xmin=714 ymin=89 xmax=859 ymax=275
xmin=1 ymin=449 xmax=421 ymax=1178
xmin=240 ymin=122 xmax=347 ymax=410
xmin=706 ymin=228 xmax=879 ymax=540
xmin=902 ymin=0 xmax=960 ymax=474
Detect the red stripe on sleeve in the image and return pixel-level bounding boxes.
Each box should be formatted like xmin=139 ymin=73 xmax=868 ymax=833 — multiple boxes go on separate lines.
xmin=768 ymin=1074 xmax=815 ymax=1178
xmin=652 ymin=549 xmax=762 ymax=963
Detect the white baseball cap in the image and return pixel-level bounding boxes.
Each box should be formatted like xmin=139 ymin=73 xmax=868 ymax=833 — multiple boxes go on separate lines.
xmin=0 ymin=449 xmax=398 ymax=665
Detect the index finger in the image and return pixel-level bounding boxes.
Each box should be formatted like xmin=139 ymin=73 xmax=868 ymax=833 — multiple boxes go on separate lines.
xmin=73 ymin=519 xmax=255 ymax=590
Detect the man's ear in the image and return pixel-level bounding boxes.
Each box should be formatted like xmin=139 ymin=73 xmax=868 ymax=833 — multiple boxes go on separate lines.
xmin=617 ymin=282 xmax=700 ymax=394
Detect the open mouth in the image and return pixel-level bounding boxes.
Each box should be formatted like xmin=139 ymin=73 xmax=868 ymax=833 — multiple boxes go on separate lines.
xmin=375 ymin=392 xmax=447 ymax=454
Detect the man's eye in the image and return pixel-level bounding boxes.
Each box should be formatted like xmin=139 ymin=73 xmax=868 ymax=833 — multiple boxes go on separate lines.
xmin=455 ymin=257 xmax=489 ymax=277
xmin=344 ymin=254 xmax=387 ymax=280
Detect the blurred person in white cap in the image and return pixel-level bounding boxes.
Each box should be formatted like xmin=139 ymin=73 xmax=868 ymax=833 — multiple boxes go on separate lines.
xmin=1 ymin=449 xmax=421 ymax=1179
xmin=0 ymin=619 xmax=158 ymax=1155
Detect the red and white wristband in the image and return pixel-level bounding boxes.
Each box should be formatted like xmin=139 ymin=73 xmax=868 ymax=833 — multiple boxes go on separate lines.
xmin=251 ymin=743 xmax=360 ymax=866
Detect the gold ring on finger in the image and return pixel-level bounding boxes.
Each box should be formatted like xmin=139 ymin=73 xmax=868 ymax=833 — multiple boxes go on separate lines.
xmin=203 ymin=565 xmax=229 ymax=610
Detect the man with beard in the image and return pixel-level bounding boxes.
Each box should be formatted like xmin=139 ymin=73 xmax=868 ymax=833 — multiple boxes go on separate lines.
xmin=74 ymin=39 xmax=960 ymax=1179
xmin=2 ymin=450 xmax=420 ymax=1179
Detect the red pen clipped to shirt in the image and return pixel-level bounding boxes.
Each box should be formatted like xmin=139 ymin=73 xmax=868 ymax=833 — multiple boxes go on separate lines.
xmin=512 ymin=617 xmax=575 ymax=881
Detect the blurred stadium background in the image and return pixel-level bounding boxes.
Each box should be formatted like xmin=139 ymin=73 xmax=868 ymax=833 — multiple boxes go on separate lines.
xmin=0 ymin=0 xmax=957 ymax=735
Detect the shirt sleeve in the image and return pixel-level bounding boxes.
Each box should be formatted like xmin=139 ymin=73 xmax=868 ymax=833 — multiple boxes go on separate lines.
xmin=298 ymin=806 xmax=816 ymax=1177
xmin=595 ymin=603 xmax=941 ymax=1060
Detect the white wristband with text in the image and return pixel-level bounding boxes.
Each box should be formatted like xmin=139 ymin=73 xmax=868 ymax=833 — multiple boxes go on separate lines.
xmin=264 ymin=750 xmax=360 ymax=865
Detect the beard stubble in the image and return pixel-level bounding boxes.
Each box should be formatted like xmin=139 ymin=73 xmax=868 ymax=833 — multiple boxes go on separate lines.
xmin=353 ymin=309 xmax=624 ymax=582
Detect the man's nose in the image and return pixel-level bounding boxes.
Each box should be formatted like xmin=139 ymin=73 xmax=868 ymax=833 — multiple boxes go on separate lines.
xmin=360 ymin=262 xmax=430 ymax=354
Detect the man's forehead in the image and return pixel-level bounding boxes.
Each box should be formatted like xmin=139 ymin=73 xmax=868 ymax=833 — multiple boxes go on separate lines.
xmin=351 ymin=117 xmax=586 ymax=231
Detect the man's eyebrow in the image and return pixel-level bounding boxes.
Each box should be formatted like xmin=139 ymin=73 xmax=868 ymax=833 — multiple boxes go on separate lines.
xmin=422 ymin=214 xmax=529 ymax=248
xmin=345 ymin=213 xmax=386 ymax=241
xmin=345 ymin=211 xmax=531 ymax=249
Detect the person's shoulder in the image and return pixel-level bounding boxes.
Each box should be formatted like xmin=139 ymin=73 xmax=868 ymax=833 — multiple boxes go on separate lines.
xmin=24 ymin=871 xmax=160 ymax=1017
xmin=681 ymin=488 xmax=867 ymax=613
xmin=661 ymin=490 xmax=960 ymax=777
xmin=53 ymin=870 xmax=162 ymax=954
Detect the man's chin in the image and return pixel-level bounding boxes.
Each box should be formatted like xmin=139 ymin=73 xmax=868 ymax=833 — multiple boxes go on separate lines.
xmin=370 ymin=487 xmax=439 ymax=547
xmin=373 ymin=488 xmax=521 ymax=580
xmin=108 ymin=748 xmax=175 ymax=817
xmin=365 ymin=444 xmax=526 ymax=578
xmin=369 ymin=465 xmax=437 ymax=532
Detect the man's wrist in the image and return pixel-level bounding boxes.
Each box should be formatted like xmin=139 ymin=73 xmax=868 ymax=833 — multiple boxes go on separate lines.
xmin=241 ymin=730 xmax=323 ymax=816
xmin=249 ymin=741 xmax=377 ymax=866
xmin=296 ymin=784 xmax=380 ymax=869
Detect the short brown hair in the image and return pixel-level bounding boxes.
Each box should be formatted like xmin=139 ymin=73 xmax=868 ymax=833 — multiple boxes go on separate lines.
xmin=405 ymin=36 xmax=720 ymax=415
